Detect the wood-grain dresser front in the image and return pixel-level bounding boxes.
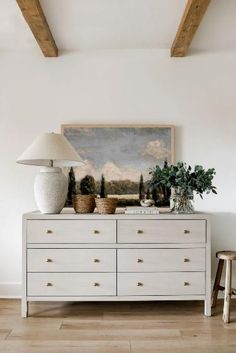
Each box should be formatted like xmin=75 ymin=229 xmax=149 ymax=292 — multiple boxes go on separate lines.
xmin=22 ymin=210 xmax=211 ymax=317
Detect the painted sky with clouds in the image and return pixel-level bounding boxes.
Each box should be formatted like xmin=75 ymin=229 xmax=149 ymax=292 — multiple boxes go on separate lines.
xmin=64 ymin=127 xmax=173 ymax=182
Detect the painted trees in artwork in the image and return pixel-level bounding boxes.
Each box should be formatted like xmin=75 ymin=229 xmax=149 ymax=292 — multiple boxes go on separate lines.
xmin=139 ymin=174 xmax=145 ymax=200
xmin=150 ymin=160 xmax=171 ymax=207
xmin=151 ymin=188 xmax=158 ymax=205
xmin=146 ymin=188 xmax=151 ymax=200
xmin=65 ymin=167 xmax=76 ymax=206
xmin=100 ymin=174 xmax=107 ymax=198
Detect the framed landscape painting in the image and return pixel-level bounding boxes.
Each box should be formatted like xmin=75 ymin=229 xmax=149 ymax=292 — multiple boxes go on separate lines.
xmin=62 ymin=125 xmax=174 ymax=207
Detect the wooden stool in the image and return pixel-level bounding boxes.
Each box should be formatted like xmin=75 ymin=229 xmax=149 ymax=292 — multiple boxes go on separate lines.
xmin=212 ymin=251 xmax=236 ymax=323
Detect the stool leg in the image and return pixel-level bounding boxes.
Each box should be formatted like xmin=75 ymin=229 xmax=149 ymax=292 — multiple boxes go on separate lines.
xmin=211 ymin=259 xmax=224 ymax=308
xmin=223 ymin=260 xmax=232 ymax=323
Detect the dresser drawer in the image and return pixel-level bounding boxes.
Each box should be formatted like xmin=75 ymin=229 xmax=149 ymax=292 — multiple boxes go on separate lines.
xmin=27 ymin=220 xmax=116 ymax=243
xmin=117 ymin=220 xmax=206 ymax=243
xmin=118 ymin=248 xmax=205 ymax=272
xmin=118 ymin=272 xmax=205 ymax=296
xmin=27 ymin=249 xmax=116 ymax=272
xmin=27 ymin=273 xmax=116 ymax=296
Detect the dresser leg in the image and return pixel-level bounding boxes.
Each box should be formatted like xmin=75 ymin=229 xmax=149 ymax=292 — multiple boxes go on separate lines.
xmin=204 ymin=298 xmax=211 ymax=317
xmin=21 ymin=299 xmax=28 ymax=318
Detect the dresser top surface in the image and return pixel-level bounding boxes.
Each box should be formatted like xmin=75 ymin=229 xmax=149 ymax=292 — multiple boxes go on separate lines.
xmin=24 ymin=208 xmax=210 ymax=221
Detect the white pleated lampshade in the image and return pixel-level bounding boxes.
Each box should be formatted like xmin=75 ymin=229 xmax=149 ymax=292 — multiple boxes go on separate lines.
xmin=16 ymin=132 xmax=84 ymax=167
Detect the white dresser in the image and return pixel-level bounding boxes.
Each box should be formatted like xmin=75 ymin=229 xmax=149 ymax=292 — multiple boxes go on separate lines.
xmin=22 ymin=210 xmax=211 ymax=317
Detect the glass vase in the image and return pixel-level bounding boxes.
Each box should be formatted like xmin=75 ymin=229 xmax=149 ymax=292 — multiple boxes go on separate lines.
xmin=171 ymin=189 xmax=194 ymax=214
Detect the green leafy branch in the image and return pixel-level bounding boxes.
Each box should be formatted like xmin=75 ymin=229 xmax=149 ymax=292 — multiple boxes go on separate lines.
xmin=148 ymin=162 xmax=217 ymax=199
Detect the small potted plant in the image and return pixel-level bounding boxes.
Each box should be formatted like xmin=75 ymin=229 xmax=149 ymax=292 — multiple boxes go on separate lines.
xmin=95 ymin=174 xmax=118 ymax=214
xmin=73 ymin=175 xmax=96 ymax=213
xmin=149 ymin=162 xmax=217 ymax=213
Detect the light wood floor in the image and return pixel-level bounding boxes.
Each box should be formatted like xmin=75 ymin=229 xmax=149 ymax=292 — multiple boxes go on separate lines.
xmin=0 ymin=299 xmax=236 ymax=353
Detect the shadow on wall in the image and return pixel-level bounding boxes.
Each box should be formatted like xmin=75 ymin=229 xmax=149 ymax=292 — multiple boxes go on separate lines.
xmin=211 ymin=212 xmax=236 ymax=286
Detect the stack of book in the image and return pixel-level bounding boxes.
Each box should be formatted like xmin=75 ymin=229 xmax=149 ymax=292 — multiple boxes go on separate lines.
xmin=125 ymin=206 xmax=159 ymax=215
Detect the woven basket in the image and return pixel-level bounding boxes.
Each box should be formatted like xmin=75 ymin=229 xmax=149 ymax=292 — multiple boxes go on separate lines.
xmin=73 ymin=195 xmax=95 ymax=214
xmin=95 ymin=198 xmax=118 ymax=214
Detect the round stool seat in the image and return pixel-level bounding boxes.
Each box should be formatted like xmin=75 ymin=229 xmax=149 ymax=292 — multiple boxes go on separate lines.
xmin=216 ymin=251 xmax=236 ymax=261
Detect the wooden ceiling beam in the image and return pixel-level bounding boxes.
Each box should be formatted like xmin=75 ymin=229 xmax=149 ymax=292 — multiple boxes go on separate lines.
xmin=171 ymin=0 xmax=211 ymax=57
xmin=16 ymin=0 xmax=58 ymax=57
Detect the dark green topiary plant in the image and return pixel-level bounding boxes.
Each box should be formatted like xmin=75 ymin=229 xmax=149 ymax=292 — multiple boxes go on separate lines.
xmin=80 ymin=175 xmax=96 ymax=195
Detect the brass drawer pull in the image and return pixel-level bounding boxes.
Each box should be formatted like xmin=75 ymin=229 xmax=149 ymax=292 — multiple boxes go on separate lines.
xmin=137 ymin=230 xmax=143 ymax=234
xmin=46 ymin=258 xmax=53 ymax=263
xmin=184 ymin=282 xmax=190 ymax=286
xmin=46 ymin=229 xmax=53 ymax=234
xmin=94 ymin=282 xmax=100 ymax=287
xmin=137 ymin=259 xmax=143 ymax=263
xmin=184 ymin=258 xmax=190 ymax=262
xmin=46 ymin=282 xmax=53 ymax=287
xmin=94 ymin=259 xmax=100 ymax=263
xmin=137 ymin=282 xmax=143 ymax=287
xmin=93 ymin=230 xmax=100 ymax=234
xmin=184 ymin=230 xmax=190 ymax=234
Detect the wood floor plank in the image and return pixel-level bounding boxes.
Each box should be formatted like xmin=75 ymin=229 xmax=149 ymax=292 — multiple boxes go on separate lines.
xmin=0 ymin=299 xmax=236 ymax=352
xmin=28 ymin=302 xmax=104 ymax=319
xmin=0 ymin=317 xmax=62 ymax=330
xmin=31 ymin=309 xmax=104 ymax=320
xmin=0 ymin=303 xmax=20 ymax=316
xmin=103 ymin=311 xmax=204 ymax=321
xmin=61 ymin=319 xmax=222 ymax=330
xmin=7 ymin=327 xmax=180 ymax=341
xmin=0 ymin=299 xmax=19 ymax=307
xmin=0 ymin=329 xmax=11 ymax=340
xmin=0 ymin=340 xmax=131 ymax=353
xmin=131 ymin=340 xmax=236 ymax=353
xmin=180 ymin=327 xmax=236 ymax=340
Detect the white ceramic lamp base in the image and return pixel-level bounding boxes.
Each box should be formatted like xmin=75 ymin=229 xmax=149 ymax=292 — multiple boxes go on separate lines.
xmin=34 ymin=167 xmax=68 ymax=214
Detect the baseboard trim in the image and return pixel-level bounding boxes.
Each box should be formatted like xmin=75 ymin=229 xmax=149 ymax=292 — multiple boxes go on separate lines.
xmin=0 ymin=282 xmax=21 ymax=298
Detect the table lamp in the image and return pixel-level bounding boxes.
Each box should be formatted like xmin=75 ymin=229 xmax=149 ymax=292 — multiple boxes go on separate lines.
xmin=17 ymin=132 xmax=84 ymax=214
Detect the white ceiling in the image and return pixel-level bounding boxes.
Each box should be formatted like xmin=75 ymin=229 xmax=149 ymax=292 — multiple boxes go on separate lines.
xmin=1 ymin=0 xmax=236 ymax=52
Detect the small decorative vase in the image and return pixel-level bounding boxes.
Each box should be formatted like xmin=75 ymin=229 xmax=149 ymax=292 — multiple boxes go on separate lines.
xmin=171 ymin=189 xmax=194 ymax=214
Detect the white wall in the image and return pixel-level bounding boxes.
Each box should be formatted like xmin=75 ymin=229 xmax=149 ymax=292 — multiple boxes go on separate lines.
xmin=0 ymin=49 xmax=236 ymax=297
